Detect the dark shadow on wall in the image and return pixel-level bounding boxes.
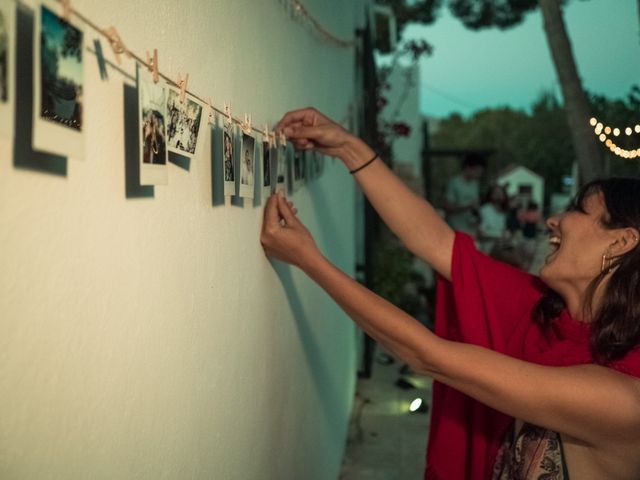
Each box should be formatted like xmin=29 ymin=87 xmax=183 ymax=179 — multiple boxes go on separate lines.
xmin=211 ymin=125 xmax=225 ymax=206
xmin=123 ymin=84 xmax=154 ymax=198
xmin=169 ymin=151 xmax=190 ymax=171
xmin=272 ymin=261 xmax=347 ymax=433
xmin=13 ymin=3 xmax=66 ymax=176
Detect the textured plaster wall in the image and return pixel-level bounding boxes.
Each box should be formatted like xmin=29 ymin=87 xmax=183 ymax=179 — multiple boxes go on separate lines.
xmin=0 ymin=1 xmax=364 ymax=478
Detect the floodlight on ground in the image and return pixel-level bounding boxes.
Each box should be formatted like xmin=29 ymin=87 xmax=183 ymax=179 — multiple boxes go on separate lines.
xmin=409 ymin=397 xmax=428 ymax=413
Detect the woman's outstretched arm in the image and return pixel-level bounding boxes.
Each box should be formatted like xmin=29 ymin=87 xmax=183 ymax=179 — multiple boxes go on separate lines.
xmin=261 ymin=193 xmax=640 ymax=448
xmin=276 ymin=107 xmax=455 ymax=280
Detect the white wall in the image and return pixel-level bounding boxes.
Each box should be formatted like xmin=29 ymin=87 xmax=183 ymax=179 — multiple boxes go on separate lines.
xmin=0 ymin=1 xmax=365 ymax=479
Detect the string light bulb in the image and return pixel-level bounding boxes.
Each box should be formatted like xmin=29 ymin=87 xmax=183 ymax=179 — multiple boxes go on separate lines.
xmin=590 ymin=116 xmax=640 ymax=159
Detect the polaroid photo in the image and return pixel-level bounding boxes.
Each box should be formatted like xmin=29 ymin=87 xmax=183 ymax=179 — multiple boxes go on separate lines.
xmin=166 ymin=88 xmax=204 ymax=158
xmin=33 ymin=0 xmax=84 ymax=159
xmin=0 ymin=0 xmax=15 ymax=139
xmin=239 ymin=131 xmax=255 ymax=199
xmin=275 ymin=142 xmax=287 ymax=194
xmin=222 ymin=121 xmax=236 ymax=196
xmin=138 ymin=66 xmax=168 ymax=185
xmin=262 ymin=138 xmax=272 ymax=197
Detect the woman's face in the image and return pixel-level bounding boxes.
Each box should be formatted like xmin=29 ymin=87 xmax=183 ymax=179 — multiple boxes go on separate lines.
xmin=540 ymin=192 xmax=617 ymax=296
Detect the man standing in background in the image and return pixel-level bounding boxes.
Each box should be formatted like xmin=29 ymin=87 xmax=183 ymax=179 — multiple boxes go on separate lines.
xmin=443 ymin=153 xmax=485 ymax=237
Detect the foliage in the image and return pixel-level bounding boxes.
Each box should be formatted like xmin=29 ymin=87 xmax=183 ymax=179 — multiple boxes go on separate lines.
xmin=379 ymin=0 xmax=578 ymax=36
xmin=430 ymin=87 xmax=640 ymax=206
xmin=376 ymin=0 xmax=444 ymax=37
xmin=372 ymin=228 xmax=425 ymax=315
xmin=376 ymin=40 xmax=433 ymax=156
xmin=448 ymin=0 xmax=539 ymax=30
xmin=62 ymin=28 xmax=82 ymax=61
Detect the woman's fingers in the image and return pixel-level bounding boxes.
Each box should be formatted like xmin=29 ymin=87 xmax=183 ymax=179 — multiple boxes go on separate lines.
xmin=276 ymin=108 xmax=325 ymax=131
xmin=276 ymin=194 xmax=298 ymax=226
xmin=262 ymin=194 xmax=281 ymax=230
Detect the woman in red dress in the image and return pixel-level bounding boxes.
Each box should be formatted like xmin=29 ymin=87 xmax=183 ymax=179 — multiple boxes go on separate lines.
xmin=262 ymin=107 xmax=640 ymax=480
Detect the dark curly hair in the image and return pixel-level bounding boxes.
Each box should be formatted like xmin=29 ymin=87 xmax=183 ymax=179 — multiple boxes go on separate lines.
xmin=533 ymin=178 xmax=640 ymax=364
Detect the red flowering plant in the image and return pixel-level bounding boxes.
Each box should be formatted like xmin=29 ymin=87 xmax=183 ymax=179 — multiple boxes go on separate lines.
xmin=376 ymin=39 xmax=432 ymax=152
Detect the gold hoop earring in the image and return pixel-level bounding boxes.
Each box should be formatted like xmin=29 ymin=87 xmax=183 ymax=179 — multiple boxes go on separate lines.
xmin=601 ymin=253 xmax=613 ymax=273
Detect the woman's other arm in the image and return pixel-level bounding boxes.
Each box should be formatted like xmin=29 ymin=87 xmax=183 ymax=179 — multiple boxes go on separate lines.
xmin=277 ymin=107 xmax=455 ymax=280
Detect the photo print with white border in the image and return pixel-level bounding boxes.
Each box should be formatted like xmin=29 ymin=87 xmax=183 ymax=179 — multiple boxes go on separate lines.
xmin=166 ymin=87 xmax=204 ymax=158
xmin=239 ymin=130 xmax=255 ymax=199
xmin=0 ymin=0 xmax=15 ymax=139
xmin=33 ymin=0 xmax=84 ymax=159
xmin=222 ymin=120 xmax=235 ymax=196
xmin=138 ymin=66 xmax=168 ymax=185
xmin=275 ymin=141 xmax=287 ymax=194
xmin=262 ymin=138 xmax=272 ymax=198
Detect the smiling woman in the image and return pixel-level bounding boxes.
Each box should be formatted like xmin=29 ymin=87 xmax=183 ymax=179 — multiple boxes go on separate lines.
xmin=263 ymin=107 xmax=640 ymax=480
xmin=537 ymin=179 xmax=640 ymax=364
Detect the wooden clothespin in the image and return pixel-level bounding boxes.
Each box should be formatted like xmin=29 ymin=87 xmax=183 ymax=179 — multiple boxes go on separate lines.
xmin=224 ymin=102 xmax=233 ymax=125
xmin=206 ymin=98 xmax=215 ymax=124
xmin=104 ymin=26 xmax=126 ymax=65
xmin=269 ymin=131 xmax=277 ymax=149
xmin=60 ymin=0 xmax=72 ymax=21
xmin=176 ymin=73 xmax=189 ymax=103
xmin=278 ymin=130 xmax=287 ymax=147
xmin=146 ymin=49 xmax=159 ymax=84
xmin=241 ymin=114 xmax=252 ymax=135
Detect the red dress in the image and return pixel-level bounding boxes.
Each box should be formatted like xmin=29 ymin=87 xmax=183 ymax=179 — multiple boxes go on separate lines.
xmin=425 ymin=232 xmax=640 ymax=479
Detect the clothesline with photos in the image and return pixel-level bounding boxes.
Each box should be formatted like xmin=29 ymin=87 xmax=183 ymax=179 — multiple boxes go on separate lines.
xmin=54 ymin=0 xmax=353 ymax=137
xmin=0 ymin=0 xmax=354 ymax=197
xmin=278 ymin=0 xmax=356 ymax=49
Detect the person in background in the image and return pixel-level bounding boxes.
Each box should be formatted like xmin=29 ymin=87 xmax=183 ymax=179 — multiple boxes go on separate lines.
xmin=442 ymin=153 xmax=485 ymax=237
xmin=519 ymin=201 xmax=544 ymax=269
xmin=263 ymin=107 xmax=640 ymax=480
xmin=477 ymin=184 xmax=509 ymax=254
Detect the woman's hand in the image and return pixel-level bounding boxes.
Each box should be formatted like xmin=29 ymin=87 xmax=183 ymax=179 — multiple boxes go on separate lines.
xmin=276 ymin=107 xmax=361 ymax=160
xmin=261 ymin=193 xmax=321 ymax=270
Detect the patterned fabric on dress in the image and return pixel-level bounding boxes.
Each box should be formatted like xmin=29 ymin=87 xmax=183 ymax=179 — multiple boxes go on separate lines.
xmin=492 ymin=423 xmax=568 ymax=480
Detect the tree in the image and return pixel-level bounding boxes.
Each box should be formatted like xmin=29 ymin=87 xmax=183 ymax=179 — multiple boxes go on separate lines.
xmin=429 ymin=87 xmax=640 ymax=207
xmin=381 ymin=0 xmax=605 ymax=184
xmin=538 ymin=0 xmax=603 ymax=182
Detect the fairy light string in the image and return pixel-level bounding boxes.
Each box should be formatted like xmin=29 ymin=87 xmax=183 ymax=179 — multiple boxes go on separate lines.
xmin=589 ymin=116 xmax=640 ymax=159
xmin=49 ymin=0 xmax=354 ymax=138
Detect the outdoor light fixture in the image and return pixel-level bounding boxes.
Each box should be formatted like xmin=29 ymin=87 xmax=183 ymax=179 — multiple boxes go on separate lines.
xmin=409 ymin=397 xmax=428 ymax=413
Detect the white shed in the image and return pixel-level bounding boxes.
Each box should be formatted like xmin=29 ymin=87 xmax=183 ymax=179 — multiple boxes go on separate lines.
xmin=496 ymin=164 xmax=545 ymax=208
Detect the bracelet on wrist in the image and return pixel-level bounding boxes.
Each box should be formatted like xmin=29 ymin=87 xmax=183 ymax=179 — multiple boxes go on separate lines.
xmin=349 ymin=153 xmax=379 ymax=174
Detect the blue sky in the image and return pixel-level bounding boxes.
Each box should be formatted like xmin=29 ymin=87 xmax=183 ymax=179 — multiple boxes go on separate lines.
xmin=402 ymin=0 xmax=640 ymax=118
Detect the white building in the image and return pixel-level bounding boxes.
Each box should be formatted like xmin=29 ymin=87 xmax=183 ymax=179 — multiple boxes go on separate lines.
xmin=496 ymin=164 xmax=545 ymax=208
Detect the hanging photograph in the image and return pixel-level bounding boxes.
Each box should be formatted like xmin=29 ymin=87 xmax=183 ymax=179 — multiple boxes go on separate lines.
xmin=138 ymin=66 xmax=168 ymax=185
xmin=239 ymin=130 xmax=255 ymax=199
xmin=33 ymin=0 xmax=84 ymax=158
xmin=275 ymin=142 xmax=287 ymax=194
xmin=0 ymin=0 xmax=15 ymax=138
xmin=262 ymin=138 xmax=272 ymax=197
xmin=166 ymin=88 xmax=204 ymax=158
xmin=222 ymin=121 xmax=235 ymax=196
xmin=292 ymin=148 xmax=303 ymax=192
